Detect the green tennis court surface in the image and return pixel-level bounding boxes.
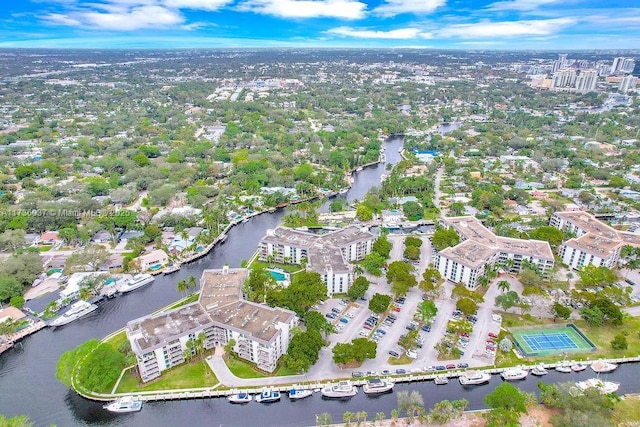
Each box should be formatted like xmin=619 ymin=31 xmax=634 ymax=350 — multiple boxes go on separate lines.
xmin=511 ymin=324 xmax=596 ymax=357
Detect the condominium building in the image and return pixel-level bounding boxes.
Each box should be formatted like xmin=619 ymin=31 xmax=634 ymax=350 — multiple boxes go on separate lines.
xmin=435 ymin=217 xmax=554 ymax=289
xmin=550 ymin=211 xmax=640 ymax=270
xmin=611 ymin=57 xmax=636 ymax=75
xmin=258 ymin=226 xmax=375 ymax=295
xmin=575 ymin=69 xmax=598 ymax=93
xmin=550 ymin=68 xmax=577 ymax=90
xmin=619 ymin=75 xmax=638 ymax=94
xmin=126 ymin=267 xmax=297 ymax=382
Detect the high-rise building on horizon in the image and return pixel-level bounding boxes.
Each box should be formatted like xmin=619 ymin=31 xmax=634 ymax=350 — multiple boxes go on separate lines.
xmin=619 ymin=75 xmax=638 ymax=93
xmin=550 ymin=68 xmax=577 ymax=90
xmin=611 ymin=57 xmax=636 ymax=75
xmin=575 ymin=69 xmax=598 ymax=93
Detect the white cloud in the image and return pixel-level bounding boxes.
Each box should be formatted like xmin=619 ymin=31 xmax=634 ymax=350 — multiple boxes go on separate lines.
xmin=42 ymin=13 xmax=83 ymax=26
xmin=53 ymin=5 xmax=185 ymax=31
xmin=373 ymin=0 xmax=445 ymax=17
xmin=437 ymin=17 xmax=576 ymax=38
xmin=327 ymin=26 xmax=432 ymax=39
xmin=162 ymin=0 xmax=233 ymax=10
xmin=236 ymin=0 xmax=367 ymax=19
xmin=486 ymin=0 xmax=567 ymax=12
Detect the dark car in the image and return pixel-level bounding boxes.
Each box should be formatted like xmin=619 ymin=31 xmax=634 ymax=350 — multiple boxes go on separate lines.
xmin=325 ymin=313 xmax=337 ymax=319
xmin=395 ymin=368 xmax=407 ymax=374
xmin=435 ymin=365 xmax=446 ymax=371
xmin=421 ymin=324 xmax=431 ymax=332
xmin=388 ymin=350 xmax=400 ymax=358
xmin=457 ymin=363 xmax=469 ymax=369
xmin=382 ymin=370 xmax=391 ymax=375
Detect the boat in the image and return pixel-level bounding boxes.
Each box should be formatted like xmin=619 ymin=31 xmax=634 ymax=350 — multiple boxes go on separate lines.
xmin=571 ymin=362 xmax=588 ymax=372
xmin=49 ymin=300 xmax=98 ymax=327
xmin=531 ymin=365 xmax=548 ymax=376
xmin=363 ymin=378 xmax=394 ymax=395
xmin=434 ymin=376 xmax=449 ymax=385
xmin=575 ymin=378 xmax=620 ymax=394
xmin=241 ymin=217 xmax=249 ymax=223
xmin=459 ymin=371 xmax=491 ymax=386
xmin=501 ymin=368 xmax=528 ymax=381
xmin=219 ymin=234 xmax=228 ymax=243
xmin=163 ymin=264 xmax=181 ymax=275
xmin=118 ymin=274 xmax=154 ymax=294
xmin=103 ymin=396 xmax=143 ymax=413
xmin=356 ymin=166 xmax=363 ymax=171
xmin=555 ymin=364 xmax=572 ymax=373
xmin=288 ymin=386 xmax=313 ymax=400
xmin=591 ymin=360 xmax=617 ymax=373
xmin=255 ymin=388 xmax=281 ymax=403
xmin=228 ymin=392 xmax=252 ymax=404
xmin=321 ymin=380 xmax=358 ymax=398
xmin=338 ymin=188 xmax=349 ymax=195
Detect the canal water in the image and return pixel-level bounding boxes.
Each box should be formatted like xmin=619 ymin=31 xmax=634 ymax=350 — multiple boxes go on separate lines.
xmin=1 ymin=135 xmax=639 ymax=426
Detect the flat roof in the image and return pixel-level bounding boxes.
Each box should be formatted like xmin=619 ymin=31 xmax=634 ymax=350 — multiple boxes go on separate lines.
xmin=565 ymin=234 xmax=622 ymax=257
xmin=439 ymin=239 xmax=498 ymax=269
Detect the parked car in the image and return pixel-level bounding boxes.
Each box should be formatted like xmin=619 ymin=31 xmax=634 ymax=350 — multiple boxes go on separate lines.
xmin=488 ymin=332 xmax=498 ymax=339
xmin=446 ymin=364 xmax=456 ymax=370
xmin=352 ymin=371 xmax=364 ymax=378
xmin=406 ymin=349 xmax=418 ymax=359
xmin=421 ymin=324 xmax=431 ymax=332
xmin=340 ymin=317 xmax=349 ymax=323
xmin=395 ymin=369 xmax=407 ymax=374
xmin=388 ymin=350 xmax=400 ymax=358
xmin=457 ymin=363 xmax=469 ymax=369
xmin=435 ymin=365 xmax=446 ymax=371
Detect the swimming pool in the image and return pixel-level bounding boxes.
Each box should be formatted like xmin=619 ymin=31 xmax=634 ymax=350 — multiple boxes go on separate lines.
xmin=150 ymin=263 xmax=163 ymax=271
xmin=267 ymin=269 xmax=289 ymax=282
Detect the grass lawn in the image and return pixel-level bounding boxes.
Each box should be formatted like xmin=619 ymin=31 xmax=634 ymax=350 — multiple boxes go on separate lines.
xmin=162 ymin=293 xmax=199 ymax=311
xmin=249 ymin=260 xmax=302 ymax=274
xmin=613 ymin=395 xmax=640 ymax=425
xmin=224 ymin=356 xmax=298 ymax=378
xmin=116 ymin=360 xmax=218 ymax=393
xmin=39 ymin=245 xmax=53 ymax=252
xmin=104 ymin=330 xmax=127 ymax=351
xmin=388 ymin=355 xmax=413 ymax=365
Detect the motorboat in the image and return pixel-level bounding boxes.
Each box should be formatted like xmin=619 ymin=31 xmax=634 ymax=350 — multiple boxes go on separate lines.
xmin=591 ymin=360 xmax=617 ymax=373
xmin=228 ymin=392 xmax=252 ymax=404
xmin=321 ymin=380 xmax=358 ymax=398
xmin=363 ymin=378 xmax=394 ymax=395
xmin=571 ymin=362 xmax=588 ymax=372
xmin=459 ymin=371 xmax=491 ymax=386
xmin=288 ymin=386 xmax=313 ymax=400
xmin=255 ymin=388 xmax=281 ymax=403
xmin=118 ymin=274 xmax=154 ymax=294
xmin=575 ymin=378 xmax=620 ymax=394
xmin=338 ymin=188 xmax=349 ymax=195
xmin=163 ymin=264 xmax=181 ymax=275
xmin=49 ymin=300 xmax=98 ymax=327
xmin=434 ymin=376 xmax=449 ymax=385
xmin=501 ymin=367 xmax=528 ymax=381
xmin=555 ymin=364 xmax=572 ymax=373
xmin=531 ymin=365 xmax=548 ymax=376
xmin=103 ymin=396 xmax=143 ymax=413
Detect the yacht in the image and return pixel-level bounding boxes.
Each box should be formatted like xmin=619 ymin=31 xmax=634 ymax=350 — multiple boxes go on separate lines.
xmin=288 ymin=386 xmax=313 ymax=400
xmin=555 ymin=364 xmax=572 ymax=373
xmin=338 ymin=188 xmax=349 ymax=195
xmin=228 ymin=392 xmax=252 ymax=404
xmin=255 ymin=388 xmax=281 ymax=403
xmin=575 ymin=378 xmax=620 ymax=394
xmin=356 ymin=166 xmax=363 ymax=172
xmin=591 ymin=360 xmax=617 ymax=373
xmin=571 ymin=362 xmax=588 ymax=372
xmin=321 ymin=380 xmax=358 ymax=399
xmin=363 ymin=378 xmax=394 ymax=395
xmin=49 ymin=300 xmax=98 ymax=327
xmin=118 ymin=274 xmax=154 ymax=294
xmin=103 ymin=396 xmax=143 ymax=413
xmin=459 ymin=371 xmax=491 ymax=386
xmin=434 ymin=376 xmax=449 ymax=385
xmin=163 ymin=264 xmax=181 ymax=275
xmin=501 ymin=368 xmax=528 ymax=381
xmin=531 ymin=365 xmax=549 ymax=376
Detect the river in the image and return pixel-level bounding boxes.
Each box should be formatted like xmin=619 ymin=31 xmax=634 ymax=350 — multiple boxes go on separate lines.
xmin=1 ymin=135 xmax=639 ymax=426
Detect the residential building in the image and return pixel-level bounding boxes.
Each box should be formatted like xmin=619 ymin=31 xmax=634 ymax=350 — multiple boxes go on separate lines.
xmin=137 ymin=249 xmax=169 ymax=271
xmin=258 ymin=226 xmax=375 ymax=295
xmin=435 ymin=216 xmax=554 ymax=289
xmin=575 ymin=69 xmax=598 ymax=93
xmin=611 ymin=57 xmax=636 ymax=75
xmin=550 ymin=211 xmax=640 ymax=270
xmin=619 ymin=75 xmax=638 ymax=94
xmin=168 ymin=227 xmax=204 ymax=254
xmin=126 ymin=267 xmax=297 ymax=382
xmin=550 ymin=68 xmax=577 ymax=90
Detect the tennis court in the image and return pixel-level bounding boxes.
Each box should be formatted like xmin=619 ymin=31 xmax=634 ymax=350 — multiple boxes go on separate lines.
xmin=511 ymin=324 xmax=596 ymax=357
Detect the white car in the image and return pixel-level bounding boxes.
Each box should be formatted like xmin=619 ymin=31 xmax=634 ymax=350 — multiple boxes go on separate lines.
xmin=359 ymin=329 xmax=369 ymax=337
xmin=346 ymin=312 xmax=355 ymax=319
xmin=406 ymin=349 xmax=418 ymax=359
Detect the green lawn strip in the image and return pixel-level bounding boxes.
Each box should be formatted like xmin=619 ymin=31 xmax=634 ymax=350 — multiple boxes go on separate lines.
xmin=248 ymin=260 xmax=302 ymax=274
xmin=104 ymin=330 xmax=127 ymax=351
xmin=225 ymin=356 xmax=266 ymax=378
xmin=116 ymin=361 xmax=218 ymax=393
xmin=387 ymin=355 xmax=413 ymax=365
xmin=39 ymin=245 xmax=53 ymax=252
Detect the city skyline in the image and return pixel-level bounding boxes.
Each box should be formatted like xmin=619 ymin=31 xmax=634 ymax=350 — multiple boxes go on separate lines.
xmin=1 ymin=1 xmax=639 ymax=49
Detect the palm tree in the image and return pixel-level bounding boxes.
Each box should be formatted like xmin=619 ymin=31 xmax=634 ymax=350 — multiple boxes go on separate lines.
xmin=497 ymin=280 xmax=511 ymax=293
xmin=356 ymin=411 xmax=367 ymax=426
xmin=343 ymin=411 xmax=355 ymax=426
xmin=177 ymin=279 xmax=189 ymax=297
xmin=186 ymin=274 xmax=198 ymax=295
xmin=374 ymin=412 xmax=386 ymax=426
xmin=390 ymin=409 xmax=399 ymax=422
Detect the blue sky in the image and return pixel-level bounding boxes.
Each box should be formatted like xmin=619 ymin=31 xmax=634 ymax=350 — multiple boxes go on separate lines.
xmin=0 ymin=0 xmax=639 ymax=49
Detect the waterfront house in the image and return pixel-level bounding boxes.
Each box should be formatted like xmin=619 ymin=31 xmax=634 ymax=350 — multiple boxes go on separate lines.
xmin=137 ymin=249 xmax=169 ymax=272
xmin=126 ymin=267 xmax=297 ymax=382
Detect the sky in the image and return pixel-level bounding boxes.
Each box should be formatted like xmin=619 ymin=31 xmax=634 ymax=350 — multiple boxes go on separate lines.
xmin=0 ymin=0 xmax=639 ymax=49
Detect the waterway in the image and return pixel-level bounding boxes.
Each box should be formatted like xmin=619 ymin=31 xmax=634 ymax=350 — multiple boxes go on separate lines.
xmin=1 ymin=135 xmax=639 ymax=426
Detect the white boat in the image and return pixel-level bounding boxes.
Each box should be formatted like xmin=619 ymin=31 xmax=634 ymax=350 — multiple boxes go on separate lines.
xmin=591 ymin=360 xmax=617 ymax=373
xmin=571 ymin=362 xmax=588 ymax=372
xmin=531 ymin=365 xmax=548 ymax=376
xmin=228 ymin=392 xmax=252 ymax=404
xmin=288 ymin=387 xmax=313 ymax=400
xmin=118 ymin=274 xmax=154 ymax=294
xmin=555 ymin=364 xmax=572 ymax=373
xmin=321 ymin=380 xmax=358 ymax=398
xmin=356 ymin=166 xmax=363 ymax=171
xmin=219 ymin=234 xmax=228 ymax=243
xmin=459 ymin=371 xmax=491 ymax=386
xmin=501 ymin=368 xmax=528 ymax=381
xmin=255 ymin=388 xmax=281 ymax=403
xmin=163 ymin=264 xmax=181 ymax=275
xmin=338 ymin=188 xmax=349 ymax=195
xmin=575 ymin=378 xmax=620 ymax=394
xmin=434 ymin=376 xmax=449 ymax=385
xmin=363 ymin=378 xmax=394 ymax=395
xmin=49 ymin=300 xmax=98 ymax=327
xmin=103 ymin=396 xmax=143 ymax=413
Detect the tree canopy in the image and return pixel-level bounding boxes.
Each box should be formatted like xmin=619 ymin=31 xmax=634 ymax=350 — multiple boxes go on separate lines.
xmin=431 ymin=227 xmax=460 ymax=251
xmin=368 ymin=293 xmax=392 ymax=314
